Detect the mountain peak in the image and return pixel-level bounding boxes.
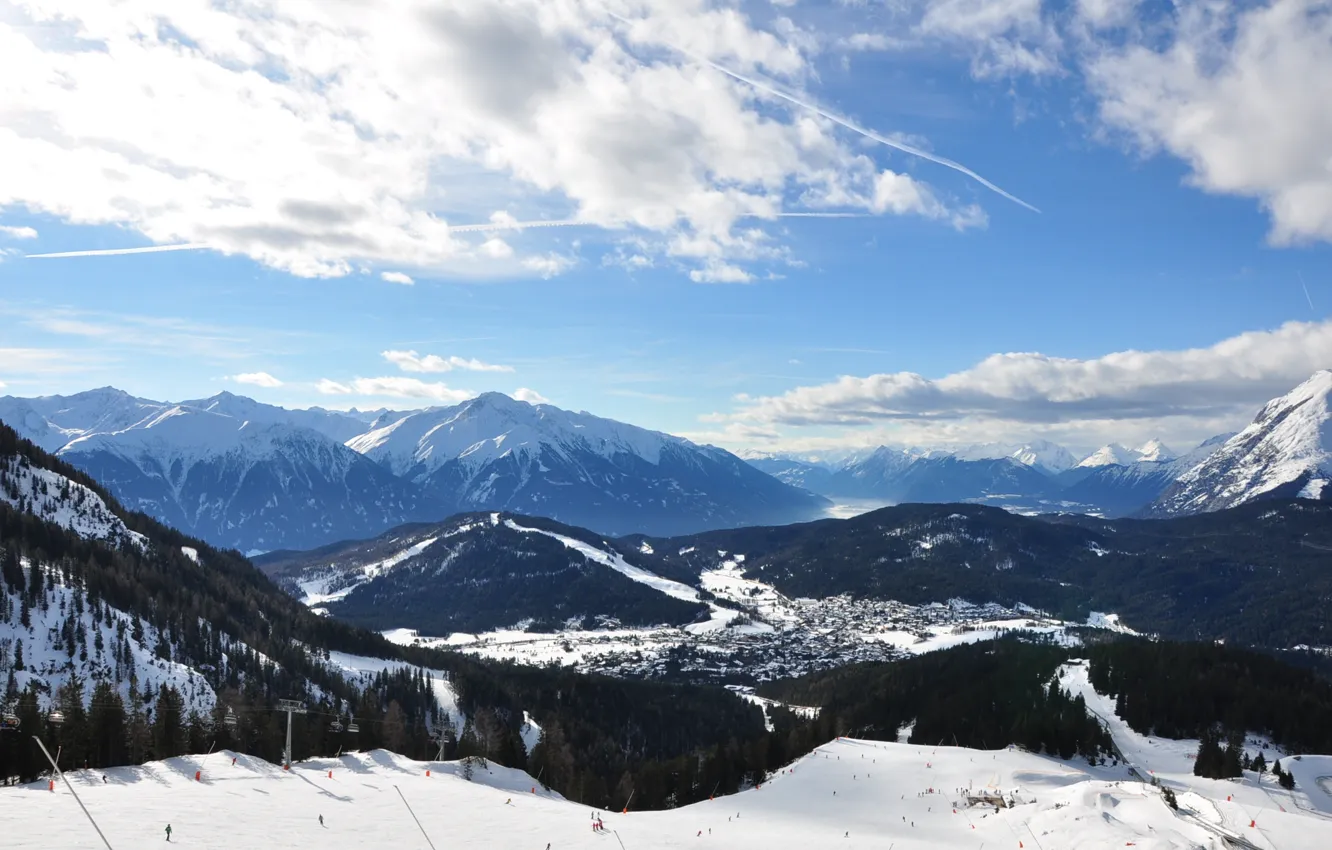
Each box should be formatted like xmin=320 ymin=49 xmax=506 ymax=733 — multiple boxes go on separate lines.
xmin=1077 ymin=443 xmax=1142 ymax=468
xmin=1133 ymin=439 xmax=1176 ymax=463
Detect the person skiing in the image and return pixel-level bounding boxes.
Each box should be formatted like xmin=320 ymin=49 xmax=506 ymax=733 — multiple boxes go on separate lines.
xmin=319 ymin=815 xmax=324 ymax=827
xmin=164 ymin=824 xmax=172 ymax=842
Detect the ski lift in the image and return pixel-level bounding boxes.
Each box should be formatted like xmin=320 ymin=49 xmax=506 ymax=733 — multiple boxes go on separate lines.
xmin=48 ymin=710 xmax=65 ymax=727
xmin=329 ymin=720 xmax=345 ymax=734
xmin=1 ymin=708 xmax=19 ymax=731
xmin=223 ymin=707 xmax=238 ymax=728
xmin=346 ymin=715 xmax=360 ymax=734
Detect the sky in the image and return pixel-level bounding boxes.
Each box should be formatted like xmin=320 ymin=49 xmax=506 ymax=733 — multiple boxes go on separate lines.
xmin=1 ymin=0 xmax=1330 ymax=458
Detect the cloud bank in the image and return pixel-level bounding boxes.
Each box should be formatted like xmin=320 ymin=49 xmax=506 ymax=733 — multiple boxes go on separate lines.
xmin=708 ymin=319 xmax=1332 ymax=452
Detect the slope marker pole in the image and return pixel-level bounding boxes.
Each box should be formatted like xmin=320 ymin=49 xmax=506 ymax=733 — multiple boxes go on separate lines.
xmin=394 ymin=784 xmax=438 ymax=850
xmin=33 ymin=736 xmax=115 ymax=850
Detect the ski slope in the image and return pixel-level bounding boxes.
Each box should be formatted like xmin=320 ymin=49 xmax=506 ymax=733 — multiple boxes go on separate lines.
xmin=6 ymin=734 xmax=1330 ymax=848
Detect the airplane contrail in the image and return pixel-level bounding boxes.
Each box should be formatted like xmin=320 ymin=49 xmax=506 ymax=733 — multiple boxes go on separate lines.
xmin=599 ymin=9 xmax=1039 ymax=214
xmin=24 ymin=213 xmax=869 ymax=259
xmin=1299 ymin=271 xmax=1315 ymax=312
xmin=27 ymin=243 xmax=210 ymax=258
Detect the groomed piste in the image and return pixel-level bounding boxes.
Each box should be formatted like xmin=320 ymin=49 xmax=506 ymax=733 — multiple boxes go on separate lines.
xmin=6 ymin=727 xmax=1331 ymax=849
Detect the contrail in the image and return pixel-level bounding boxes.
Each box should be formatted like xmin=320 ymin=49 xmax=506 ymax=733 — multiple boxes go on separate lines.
xmin=25 ymin=213 xmax=869 ymax=259
xmin=27 ymin=243 xmax=209 ymax=258
xmin=600 ymin=9 xmax=1039 ymax=213
xmin=1299 ymin=271 xmax=1315 ymax=312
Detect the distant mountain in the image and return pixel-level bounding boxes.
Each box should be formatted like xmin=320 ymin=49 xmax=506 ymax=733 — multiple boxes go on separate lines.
xmin=1076 ymin=443 xmax=1143 ymax=468
xmin=346 ymin=392 xmax=827 ymax=537
xmin=1 ymin=388 xmax=825 ymax=550
xmin=743 ymin=456 xmax=836 ymax=492
xmin=1148 ymin=371 xmax=1332 ymax=516
xmin=953 ymin=440 xmax=1079 ymax=475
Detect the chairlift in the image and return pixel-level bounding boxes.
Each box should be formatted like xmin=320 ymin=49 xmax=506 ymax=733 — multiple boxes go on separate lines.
xmin=1 ymin=708 xmax=19 ymax=731
xmin=223 ymin=707 xmax=238 ymax=728
xmin=329 ymin=720 xmax=345 ymax=733
xmin=346 ymin=716 xmax=360 ymax=734
xmin=48 ymin=710 xmax=65 ymax=726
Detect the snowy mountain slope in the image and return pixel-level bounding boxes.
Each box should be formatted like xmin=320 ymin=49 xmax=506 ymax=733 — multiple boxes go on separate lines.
xmin=347 ymin=392 xmax=827 ymax=537
xmin=1077 ymin=442 xmax=1145 ymax=468
xmin=1 ymin=452 xmax=145 ymax=549
xmin=258 ymin=512 xmax=710 ymax=635
xmin=4 ymin=388 xmax=825 ymax=548
xmin=1 ymin=557 xmax=218 ymax=715
xmin=8 ymin=734 xmax=1330 ymax=849
xmin=953 ymin=439 xmax=1079 ymax=474
xmin=1149 ymin=371 xmax=1332 ymax=516
xmin=55 ymin=404 xmax=443 ymax=553
xmin=179 ymin=391 xmax=386 ymax=443
xmin=0 ymin=387 xmax=167 ymax=452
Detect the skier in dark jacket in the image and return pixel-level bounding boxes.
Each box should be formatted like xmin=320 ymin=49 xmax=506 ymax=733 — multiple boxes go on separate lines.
xmin=165 ymin=824 xmax=172 ymax=842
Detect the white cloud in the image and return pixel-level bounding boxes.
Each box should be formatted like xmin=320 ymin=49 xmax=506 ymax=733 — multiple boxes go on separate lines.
xmin=1087 ymin=0 xmax=1332 ymax=244
xmin=380 ymin=271 xmax=415 ymax=285
xmin=316 ymin=379 xmax=354 ymax=395
xmin=0 ymin=0 xmax=992 ymax=283
xmin=316 ymin=374 xmax=471 ymax=403
xmin=0 ymin=225 xmax=38 ymax=239
xmin=872 ymin=170 xmax=987 ymax=229
xmin=479 ymin=238 xmax=514 ymax=260
xmin=710 ymin=319 xmax=1332 ymax=450
xmin=345 ymin=377 xmax=473 ymax=404
xmin=522 ymin=253 xmax=577 ymax=279
xmin=513 ymin=387 xmax=550 ymax=404
xmin=690 ymin=261 xmax=755 ymax=283
xmin=231 ymin=371 xmax=284 ymax=388
xmin=382 ymin=350 xmax=513 ymax=373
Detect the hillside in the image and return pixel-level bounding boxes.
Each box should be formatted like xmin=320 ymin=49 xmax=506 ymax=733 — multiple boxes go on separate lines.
xmin=0 ymin=421 xmax=811 ymax=808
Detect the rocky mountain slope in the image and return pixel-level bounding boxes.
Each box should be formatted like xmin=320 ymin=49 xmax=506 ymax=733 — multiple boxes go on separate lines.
xmin=1149 ymin=371 xmax=1332 ymax=516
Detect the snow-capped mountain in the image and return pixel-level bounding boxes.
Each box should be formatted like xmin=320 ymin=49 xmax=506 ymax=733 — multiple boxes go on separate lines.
xmin=1077 ymin=443 xmax=1143 ymax=468
xmin=344 ymin=392 xmax=827 ymax=537
xmin=0 ymin=387 xmax=168 ymax=453
xmin=53 ymin=404 xmax=442 ymax=553
xmin=1 ymin=389 xmax=825 ymax=550
xmin=1149 ymin=371 xmax=1332 ymax=516
xmin=951 ymin=440 xmax=1079 ymax=475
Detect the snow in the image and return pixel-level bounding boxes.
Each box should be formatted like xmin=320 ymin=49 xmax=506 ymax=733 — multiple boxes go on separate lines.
xmin=323 ymin=651 xmax=464 ymax=735
xmin=1162 ymin=370 xmax=1332 ymax=514
xmin=520 ymin=711 xmax=543 ymax=753
xmin=0 ymin=455 xmax=143 ymax=549
xmin=180 ymin=546 xmax=200 ymax=564
xmin=1057 ymin=659 xmax=1329 ymax=847
xmin=1077 ymin=443 xmax=1144 ymax=468
xmin=1135 ymin=438 xmax=1178 ymax=463
xmin=1 ymin=559 xmax=217 ymax=715
xmin=6 ymin=732 xmax=1329 ymax=849
xmin=1085 ymin=611 xmax=1139 ymax=634
xmin=346 ymin=392 xmax=691 ymax=477
xmin=503 ymin=519 xmax=701 ymax=604
xmin=298 ymin=534 xmax=442 ymax=607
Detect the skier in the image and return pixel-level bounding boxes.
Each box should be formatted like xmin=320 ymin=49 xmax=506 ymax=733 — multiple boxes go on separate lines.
xmin=164 ymin=824 xmax=172 ymax=842
xmin=319 ymin=815 xmax=324 ymax=827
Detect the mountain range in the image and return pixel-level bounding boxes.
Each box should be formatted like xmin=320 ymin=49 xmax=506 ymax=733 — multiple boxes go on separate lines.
xmin=4 ymin=370 xmax=1332 ymax=554
xmin=0 ymin=389 xmax=826 ymax=552
xmin=743 ymin=369 xmax=1332 ymax=519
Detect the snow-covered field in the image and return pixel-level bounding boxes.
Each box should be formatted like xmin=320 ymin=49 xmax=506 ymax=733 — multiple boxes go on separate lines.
xmin=7 ymin=731 xmax=1330 ymax=849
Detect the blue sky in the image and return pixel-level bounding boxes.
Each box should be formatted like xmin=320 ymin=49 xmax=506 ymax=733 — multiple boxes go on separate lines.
xmin=1 ymin=0 xmax=1330 ymax=456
